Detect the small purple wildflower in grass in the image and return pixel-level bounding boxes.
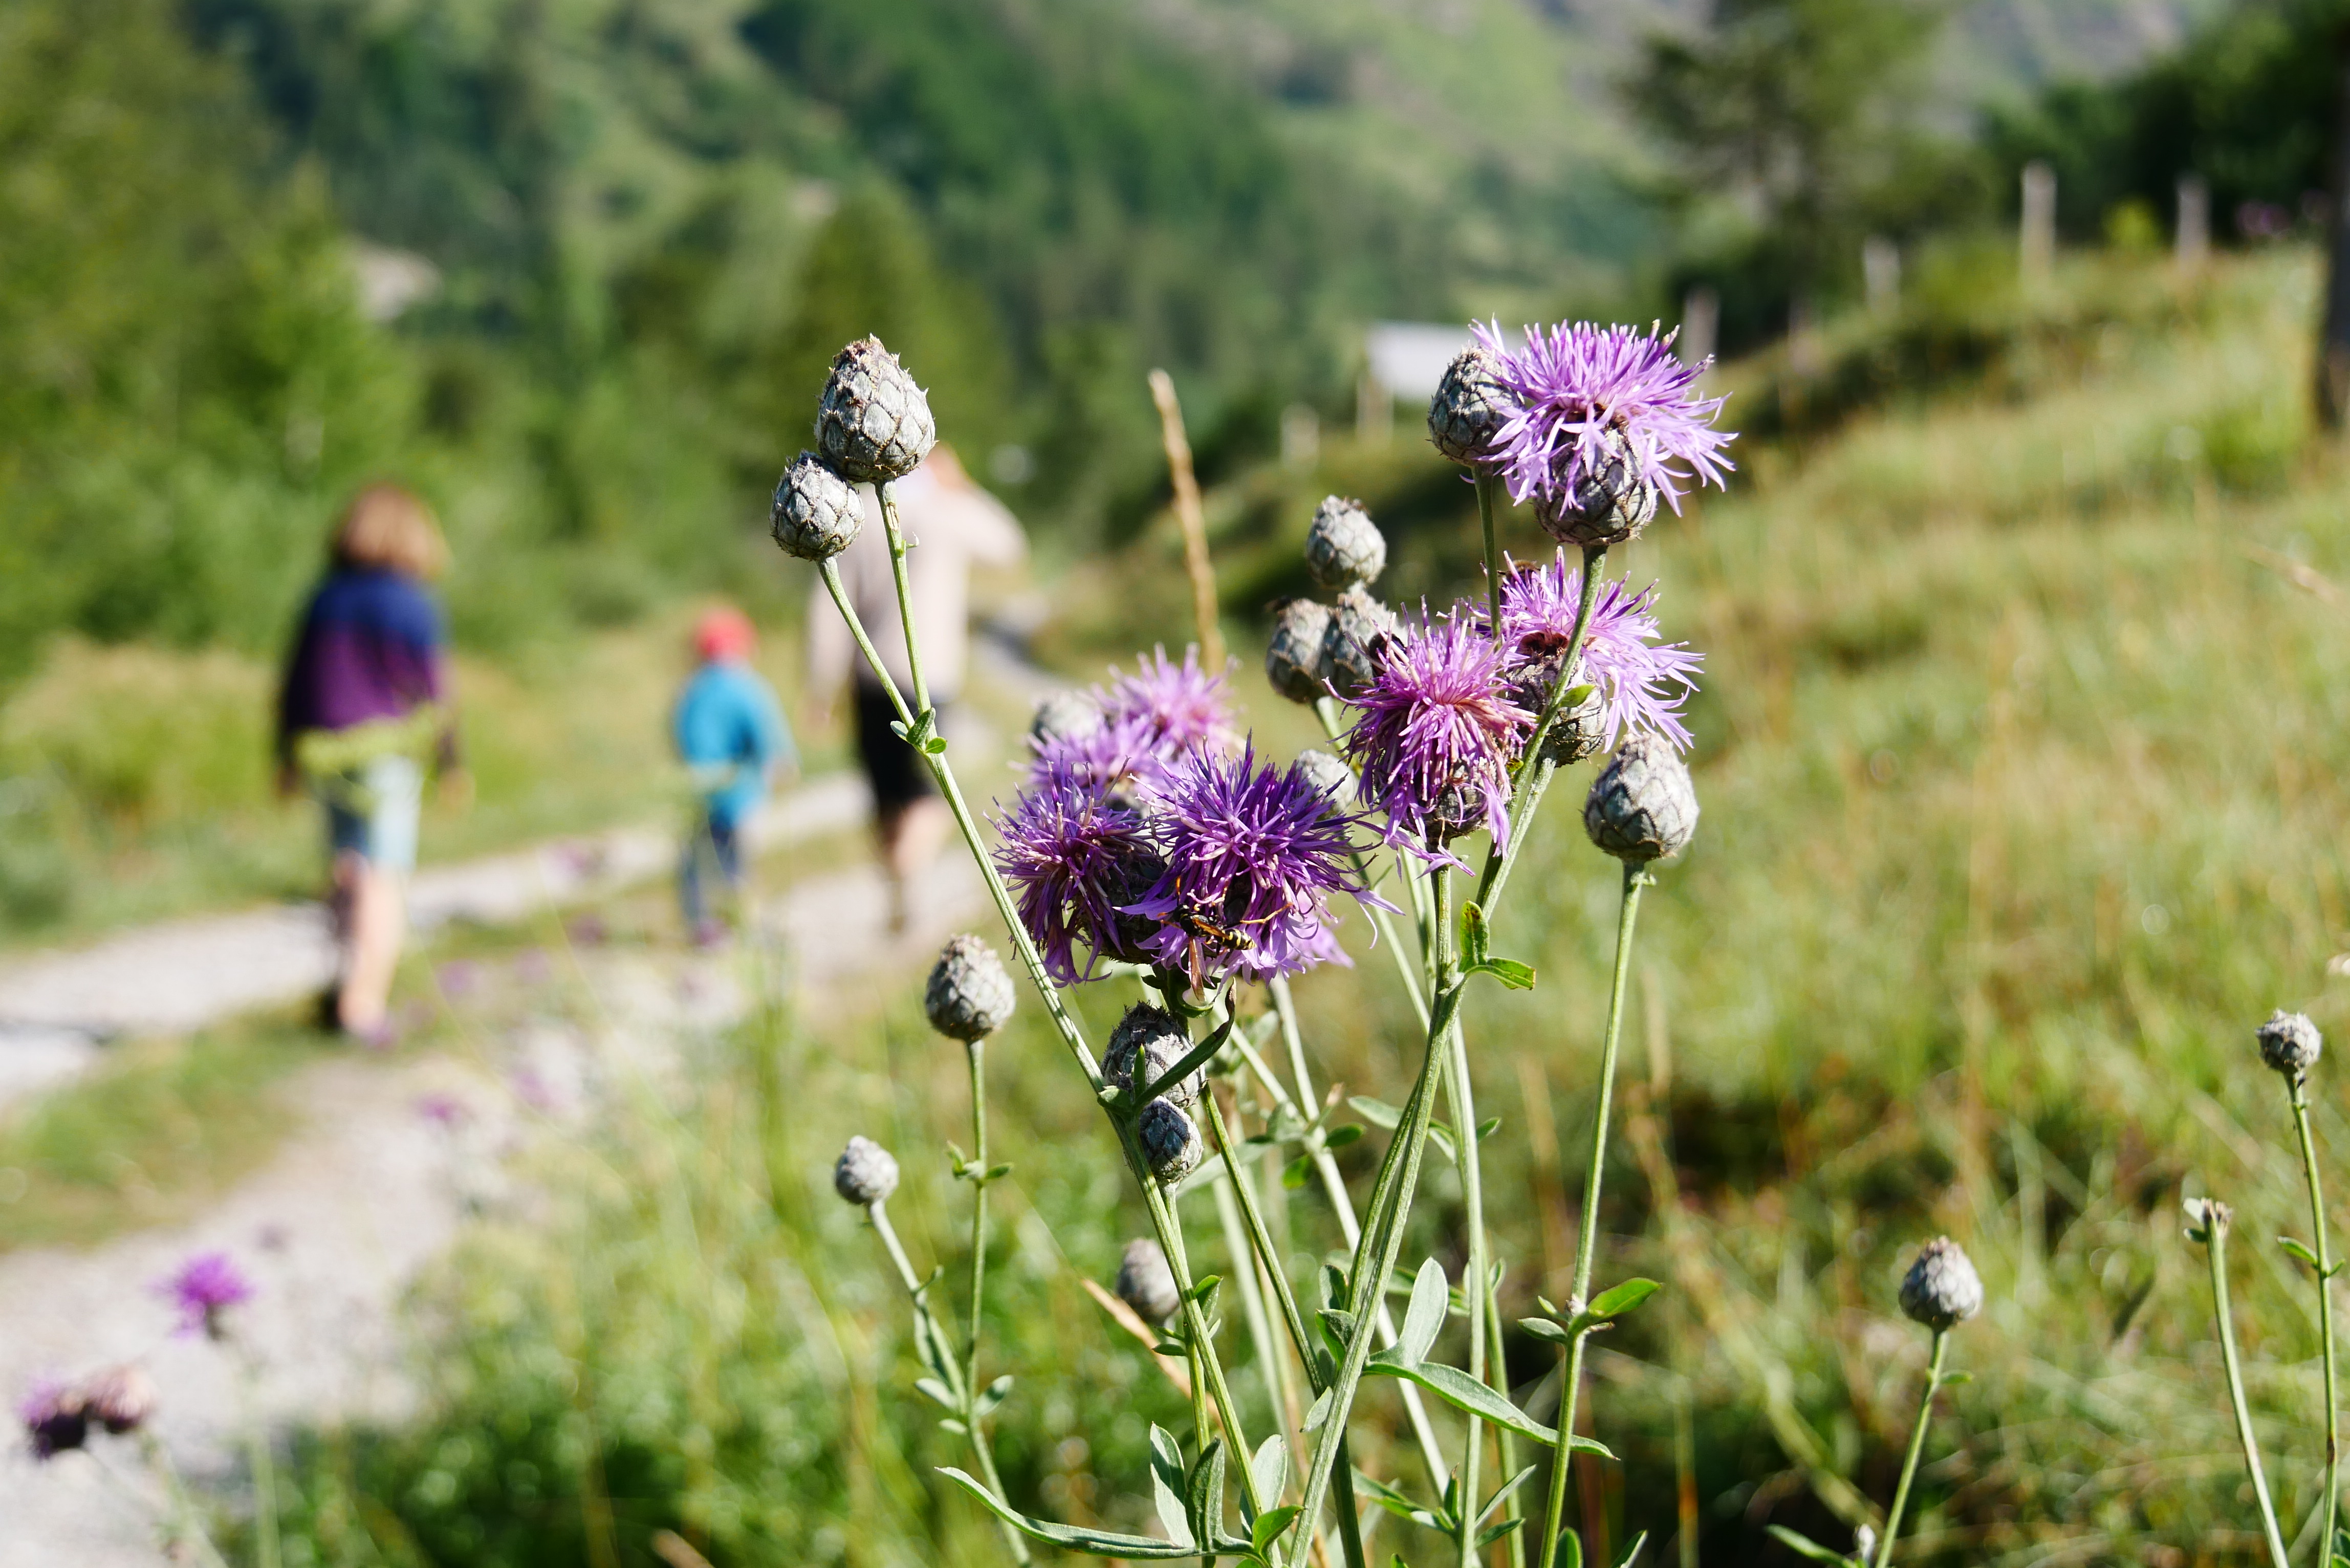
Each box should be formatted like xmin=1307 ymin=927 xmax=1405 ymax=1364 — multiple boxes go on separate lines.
xmin=1497 ymin=552 xmax=1704 ymax=751
xmin=1122 ymin=743 xmax=1384 ymax=983
xmin=1026 ymin=711 xmax=1175 ymax=793
xmin=161 ymin=1252 xmax=253 ymax=1340
xmin=415 ymin=1092 xmax=469 ymax=1129
xmin=1099 ymin=646 xmax=1239 ymax=756
xmin=510 ymin=1065 xmax=559 ymax=1113
xmin=1476 ymin=319 xmax=1734 ymax=515
xmin=436 ymin=960 xmax=480 ymax=999
xmin=19 ymin=1378 xmax=87 ymax=1460
xmin=1343 ymin=609 xmax=1533 ymax=858
xmin=992 ymin=759 xmax=1165 ymax=984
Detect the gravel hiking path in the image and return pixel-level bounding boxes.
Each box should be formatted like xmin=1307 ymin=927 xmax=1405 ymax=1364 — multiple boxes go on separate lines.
xmin=0 ymin=634 xmax=1053 ymax=1562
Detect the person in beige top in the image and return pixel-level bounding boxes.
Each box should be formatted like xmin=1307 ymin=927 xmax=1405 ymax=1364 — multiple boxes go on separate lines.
xmin=807 ymin=444 xmax=1027 ymax=931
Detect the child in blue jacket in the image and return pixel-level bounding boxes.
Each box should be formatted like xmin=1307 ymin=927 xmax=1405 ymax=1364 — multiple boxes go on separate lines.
xmin=673 ymin=606 xmax=794 ymax=943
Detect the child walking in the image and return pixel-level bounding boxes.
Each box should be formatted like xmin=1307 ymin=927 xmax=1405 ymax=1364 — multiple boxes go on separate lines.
xmin=673 ymin=605 xmax=795 ymax=945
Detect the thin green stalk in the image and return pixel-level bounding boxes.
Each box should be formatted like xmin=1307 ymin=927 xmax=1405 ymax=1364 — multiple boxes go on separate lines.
xmin=2289 ymin=1079 xmax=2342 ymax=1559
xmin=1474 ymin=545 xmax=1607 ymax=922
xmin=2199 ymin=1204 xmax=2292 ymax=1568
xmin=1536 ymin=862 xmax=1647 ymax=1568
xmin=1290 ymin=864 xmax=1469 ymax=1566
xmin=1446 ymin=1026 xmax=1488 ymax=1568
xmin=965 ymin=1038 xmax=992 ymax=1412
xmin=237 ymin=1351 xmax=281 ymax=1568
xmin=1870 ymin=1332 xmax=1949 ymax=1568
xmin=1144 ymin=1170 xmax=1268 ymax=1521
xmin=1477 ymin=473 xmax=1505 ymax=646
xmin=877 ymin=483 xmax=932 ymax=715
xmin=136 ymin=1435 xmax=233 ymax=1568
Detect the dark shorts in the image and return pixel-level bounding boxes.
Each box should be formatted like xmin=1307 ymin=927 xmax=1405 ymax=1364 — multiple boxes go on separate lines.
xmin=855 ymin=683 xmax=947 ymax=813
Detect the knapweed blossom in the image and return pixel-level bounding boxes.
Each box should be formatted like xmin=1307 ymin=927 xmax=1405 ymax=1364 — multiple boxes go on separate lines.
xmin=19 ymin=1380 xmax=86 ymax=1460
xmin=1026 ymin=710 xmax=1174 ymax=794
xmin=1099 ymin=646 xmax=1240 ymax=756
xmin=1123 ymin=743 xmax=1380 ymax=983
xmin=1478 ymin=319 xmax=1734 ymax=519
xmin=161 ymin=1251 xmax=253 ymax=1340
xmin=993 ymin=759 xmax=1166 ymax=983
xmin=1343 ymin=611 xmax=1533 ymax=856
xmin=1497 ymin=553 xmax=1703 ymax=751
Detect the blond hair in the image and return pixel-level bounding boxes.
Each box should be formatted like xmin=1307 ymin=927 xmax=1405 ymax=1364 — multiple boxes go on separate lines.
xmin=332 ymin=484 xmax=448 ymax=580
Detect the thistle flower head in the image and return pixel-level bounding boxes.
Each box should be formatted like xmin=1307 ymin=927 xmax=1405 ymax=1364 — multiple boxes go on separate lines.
xmin=1137 ymin=1098 xmax=1203 ymax=1183
xmin=1324 ymin=586 xmax=1399 ymax=702
xmin=923 ymin=934 xmax=1017 ymax=1042
xmin=1342 ymin=610 xmax=1533 ymax=857
xmin=1478 ymin=319 xmax=1734 ymax=521
xmin=1115 ymin=1237 xmax=1183 ymax=1324
xmin=2258 ymin=1009 xmax=2323 ymax=1079
xmin=1102 ymin=1005 xmax=1206 ymax=1114
xmin=18 ymin=1380 xmax=86 ymax=1461
xmin=1100 ymin=646 xmax=1239 ymax=756
xmin=1498 ymin=553 xmax=1704 ymax=752
xmin=1122 ymin=743 xmax=1377 ymax=983
xmin=1265 ymin=597 xmax=1335 ymax=705
xmin=771 ymin=451 xmax=863 ymax=561
xmin=1427 ymin=343 xmax=1513 ymax=468
xmin=1304 ymin=496 xmax=1387 ymax=591
xmin=1026 ymin=711 xmax=1175 ymax=794
xmin=1898 ymin=1237 xmax=1984 ymax=1330
xmin=1295 ymin=749 xmax=1357 ymax=812
xmin=161 ymin=1252 xmax=253 ymax=1340
xmin=1583 ymin=734 xmax=1700 ymax=863
xmin=992 ymin=760 xmax=1166 ymax=983
xmin=816 ymin=336 xmax=936 ymax=484
xmin=1029 ymin=690 xmax=1103 ymax=749
xmin=833 ymin=1136 xmax=900 ymax=1207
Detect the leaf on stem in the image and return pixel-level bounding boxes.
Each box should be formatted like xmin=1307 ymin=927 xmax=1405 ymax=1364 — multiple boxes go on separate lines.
xmin=1477 ymin=1465 xmax=1538 ymax=1525
xmin=939 ymin=1469 xmax=1211 ymax=1559
xmin=1763 ymin=1525 xmax=1852 ymax=1563
xmin=1360 ymin=1357 xmax=1564 ymax=1445
xmin=2282 ymin=1236 xmax=2324 ymax=1271
xmin=1140 ymin=1019 xmax=1233 ymax=1106
xmin=1354 ymin=1472 xmax=1452 ymax=1533
xmin=1323 ymin=1123 xmax=1366 ymax=1148
xmin=1585 ymin=1278 xmax=1661 ymax=1323
xmin=1251 ymin=1506 xmax=1302 ymax=1557
xmin=1554 ymin=1530 xmax=1583 ymax=1568
xmin=1609 ymin=1529 xmax=1649 ymax=1567
xmin=1187 ymin=1439 xmax=1227 ymax=1550
xmin=1250 ymin=1433 xmax=1288 ymax=1507
xmin=1399 ymin=1258 xmax=1449 ymax=1365
xmin=1349 ymin=1096 xmax=1404 ymax=1129
xmin=1149 ymin=1428 xmax=1196 ymax=1550
xmin=1519 ymin=1316 xmax=1573 ymax=1347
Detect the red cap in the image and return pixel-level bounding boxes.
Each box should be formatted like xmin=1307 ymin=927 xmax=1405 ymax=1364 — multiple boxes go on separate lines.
xmin=693 ymin=606 xmax=756 ymax=662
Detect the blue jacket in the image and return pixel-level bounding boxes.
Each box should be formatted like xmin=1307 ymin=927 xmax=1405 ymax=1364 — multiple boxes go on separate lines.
xmin=672 ymin=662 xmax=793 ymax=827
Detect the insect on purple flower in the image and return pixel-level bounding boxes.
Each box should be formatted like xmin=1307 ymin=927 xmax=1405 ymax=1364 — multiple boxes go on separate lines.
xmin=1477 ymin=319 xmax=1735 ymax=518
xmin=160 ymin=1251 xmax=254 ymax=1340
xmin=992 ymin=758 xmax=1168 ymax=984
xmin=1342 ymin=609 xmax=1534 ymax=858
xmin=1122 ymin=742 xmax=1384 ymax=984
xmin=1497 ymin=552 xmax=1704 ymax=752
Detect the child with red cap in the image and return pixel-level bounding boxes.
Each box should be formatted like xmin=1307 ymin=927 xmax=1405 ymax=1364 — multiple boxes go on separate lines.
xmin=673 ymin=604 xmax=794 ymax=944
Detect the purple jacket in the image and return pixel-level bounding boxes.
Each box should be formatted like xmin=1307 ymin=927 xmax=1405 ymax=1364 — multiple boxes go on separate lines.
xmin=276 ymin=568 xmax=455 ymax=765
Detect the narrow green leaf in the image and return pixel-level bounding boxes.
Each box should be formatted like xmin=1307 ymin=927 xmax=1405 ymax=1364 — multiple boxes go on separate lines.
xmin=1568 ymin=1434 xmax=1616 ymax=1460
xmin=1303 ymin=1387 xmax=1336 ymax=1431
xmin=938 ymin=1418 xmax=967 ymax=1435
xmin=1188 ymin=1439 xmax=1226 ymax=1549
xmin=1939 ymin=1369 xmax=1974 ymax=1386
xmin=1518 ymin=1317 xmax=1572 ymax=1347
xmin=1763 ymin=1525 xmax=1849 ymax=1563
xmin=1251 ymin=1506 xmax=1302 ymax=1555
xmin=939 ymin=1469 xmax=1206 ymax=1559
xmin=2283 ymin=1236 xmax=2324 ymax=1270
xmin=1283 ymin=1153 xmax=1312 ymax=1189
xmin=1348 ymin=1096 xmax=1404 ymax=1129
xmin=1324 ymin=1123 xmax=1366 ymax=1149
xmin=1462 ymin=900 xmax=1493 ymax=966
xmin=1609 ymin=1529 xmax=1649 ymax=1567
xmin=1466 ymin=957 xmax=1538 ymax=990
xmin=1587 ymin=1278 xmax=1662 ymax=1322
xmin=1428 ymin=1123 xmax=1457 ymax=1163
xmin=1362 ymin=1358 xmax=1559 ymax=1445
xmin=1140 ymin=1018 xmax=1233 ymax=1106
xmin=1553 ymin=1528 xmax=1583 ymax=1568
xmin=913 ymin=1377 xmax=959 ymax=1410
xmin=1477 ymin=1517 xmax=1528 ymax=1549
xmin=1400 ymin=1258 xmax=1449 ymax=1365
xmin=1477 ymin=1465 xmax=1538 ymax=1525
xmin=1251 ymin=1433 xmax=1288 ymax=1510
xmin=1476 ymin=1115 xmax=1502 ymax=1139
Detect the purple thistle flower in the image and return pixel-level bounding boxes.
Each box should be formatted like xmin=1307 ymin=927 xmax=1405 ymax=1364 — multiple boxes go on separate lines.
xmin=1099 ymin=647 xmax=1240 ymax=756
xmin=1342 ymin=611 xmax=1534 ymax=858
xmin=1121 ymin=743 xmax=1384 ymax=984
xmin=1025 ymin=710 xmax=1175 ymax=794
xmin=992 ymin=759 xmax=1167 ymax=984
xmin=18 ymin=1379 xmax=87 ymax=1461
xmin=1476 ymin=319 xmax=1734 ymax=516
xmin=1498 ymin=553 xmax=1704 ymax=751
xmin=160 ymin=1252 xmax=253 ymax=1340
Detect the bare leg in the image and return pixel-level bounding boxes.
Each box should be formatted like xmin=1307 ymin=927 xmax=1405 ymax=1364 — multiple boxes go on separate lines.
xmin=337 ymin=861 xmax=406 ymax=1037
xmin=882 ymin=797 xmax=952 ymax=935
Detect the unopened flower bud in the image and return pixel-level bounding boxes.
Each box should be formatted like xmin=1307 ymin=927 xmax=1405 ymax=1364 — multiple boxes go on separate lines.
xmin=81 ymin=1366 xmax=156 ymax=1436
xmin=1295 ymin=749 xmax=1356 ymax=812
xmin=1115 ymin=1237 xmax=1183 ymax=1324
xmin=1535 ymin=427 xmax=1661 ymax=549
xmin=1104 ymin=1006 xmax=1204 ymax=1113
xmin=924 ymin=934 xmax=1017 ymax=1042
xmin=816 ymin=336 xmax=937 ymax=484
xmin=1509 ymin=656 xmax=1606 ymax=766
xmin=19 ymin=1382 xmax=86 ymax=1461
xmin=1428 ymin=345 xmax=1511 ymax=469
xmin=1898 ymin=1237 xmax=1984 ymax=1330
xmin=2185 ymin=1196 xmax=2233 ymax=1244
xmin=2258 ymin=1009 xmax=2322 ymax=1079
xmin=833 ymin=1136 xmax=900 ymax=1207
xmin=1137 ymin=1098 xmax=1203 ymax=1183
xmin=1030 ymin=690 xmax=1102 ymax=747
xmin=1324 ymin=586 xmax=1399 ymax=701
xmin=1265 ymin=597 xmax=1335 ymax=704
xmin=771 ymin=451 xmax=863 ymax=561
xmin=1583 ymin=734 xmax=1698 ymax=862
xmin=1304 ymin=496 xmax=1387 ymax=591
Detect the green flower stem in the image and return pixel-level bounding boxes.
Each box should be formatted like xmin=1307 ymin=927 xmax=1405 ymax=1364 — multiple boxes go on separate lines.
xmin=1290 ymin=863 xmax=1470 ymax=1567
xmin=1536 ymin=861 xmax=1648 ymax=1568
xmin=135 ymin=1434 xmax=233 ymax=1568
xmin=1474 ymin=544 xmax=1607 ymax=922
xmin=869 ymin=1201 xmax=1031 ymax=1563
xmin=965 ymin=1038 xmax=993 ymax=1412
xmin=233 ymin=1347 xmax=281 ymax=1568
xmin=1870 ymin=1331 xmax=1949 ymax=1568
xmin=2289 ymin=1078 xmax=2342 ymax=1559
xmin=1477 ymin=473 xmax=1505 ymax=646
xmin=1309 ymin=708 xmax=1434 ymax=1033
xmin=877 ymin=482 xmax=932 ymax=715
xmin=1142 ymin=1168 xmax=1268 ymax=1522
xmin=2202 ymin=1207 xmax=2293 ymax=1568
xmin=1446 ymin=1035 xmax=1488 ymax=1568
xmin=1212 ymin=1165 xmax=1292 ymax=1423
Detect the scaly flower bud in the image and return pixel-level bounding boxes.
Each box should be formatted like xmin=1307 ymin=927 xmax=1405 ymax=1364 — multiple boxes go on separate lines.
xmin=2258 ymin=1009 xmax=2322 ymax=1079
xmin=1295 ymin=749 xmax=1356 ymax=812
xmin=1324 ymin=585 xmax=1400 ymax=702
xmin=771 ymin=451 xmax=863 ymax=561
xmin=1507 ymin=654 xmax=1607 ymax=765
xmin=1534 ymin=424 xmax=1662 ymax=549
xmin=816 ymin=336 xmax=937 ymax=484
xmin=1115 ymin=1237 xmax=1183 ymax=1324
xmin=1304 ymin=496 xmax=1387 ymax=591
xmin=2185 ymin=1196 xmax=2233 ymax=1244
xmin=833 ymin=1135 xmax=900 ymax=1207
xmin=1104 ymin=1005 xmax=1205 ymax=1113
xmin=1030 ymin=690 xmax=1103 ymax=748
xmin=1898 ymin=1237 xmax=1984 ymax=1330
xmin=923 ymin=934 xmax=1017 ymax=1042
xmin=1137 ymin=1098 xmax=1203 ymax=1183
xmin=1428 ymin=344 xmax=1513 ymax=469
xmin=1265 ymin=597 xmax=1335 ymax=705
xmin=1583 ymin=734 xmax=1698 ymax=862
